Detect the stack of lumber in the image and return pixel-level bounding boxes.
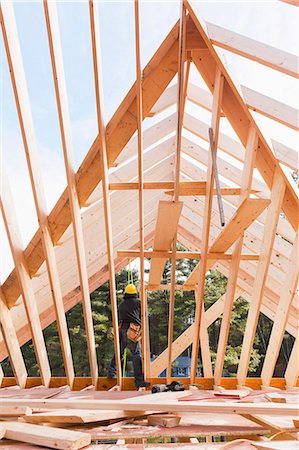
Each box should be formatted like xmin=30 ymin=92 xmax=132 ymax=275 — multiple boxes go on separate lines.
xmin=0 ymin=386 xmax=298 ymax=449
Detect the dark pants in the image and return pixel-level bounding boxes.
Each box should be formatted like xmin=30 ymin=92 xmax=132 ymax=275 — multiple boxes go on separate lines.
xmin=108 ymin=324 xmax=144 ymax=386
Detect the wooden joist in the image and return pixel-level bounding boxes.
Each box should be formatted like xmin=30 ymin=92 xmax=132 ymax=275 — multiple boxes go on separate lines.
xmin=3 ymin=421 xmax=91 ymax=450
xmin=148 ymin=201 xmax=183 ymax=285
xmin=0 ymin=395 xmax=298 ymax=415
xmin=117 ymin=250 xmax=259 ymax=260
xmin=44 ymin=0 xmax=98 ymax=385
xmin=185 ymin=197 xmax=270 ymax=286
xmin=1 ymin=0 xmax=75 ymax=386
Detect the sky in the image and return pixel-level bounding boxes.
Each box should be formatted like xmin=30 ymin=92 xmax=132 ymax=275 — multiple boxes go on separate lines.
xmin=1 ymin=0 xmax=298 ymax=282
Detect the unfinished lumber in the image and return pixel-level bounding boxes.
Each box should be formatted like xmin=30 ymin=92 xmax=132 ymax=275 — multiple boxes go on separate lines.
xmin=285 ymin=339 xmax=299 ymax=388
xmin=22 ymin=409 xmax=145 ymax=424
xmin=148 ymin=201 xmax=183 ymax=285
xmin=134 ymin=0 xmax=148 ymax=378
xmin=187 ymin=4 xmax=298 ymax=230
xmin=238 ymin=169 xmax=286 ymax=386
xmin=0 ymin=166 xmax=51 ymax=388
xmin=185 ymin=196 xmax=270 ymax=287
xmin=118 ymin=250 xmax=259 ymax=260
xmin=205 ymin=20 xmax=299 ymax=78
xmin=1 ymin=396 xmax=298 ymax=415
xmin=0 ymin=288 xmax=27 ymax=388
xmin=0 ymin=406 xmax=32 ymax=417
xmin=190 ymin=67 xmax=224 ymax=383
xmin=254 ymin=442 xmax=299 ymax=450
xmin=167 ymin=1 xmax=187 ymax=383
xmin=148 ymin=414 xmax=181 ymax=427
xmin=44 ymin=0 xmax=98 ymax=386
xmin=213 ymin=127 xmax=258 ymax=386
xmin=261 ymin=234 xmax=298 ymax=386
xmin=0 ymin=0 xmax=75 ymax=386
xmin=4 ymin=421 xmax=91 ymax=450
xmin=89 ymin=0 xmax=122 ymax=387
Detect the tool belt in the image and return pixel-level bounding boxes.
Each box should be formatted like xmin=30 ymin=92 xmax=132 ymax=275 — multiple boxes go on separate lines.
xmin=126 ymin=323 xmax=142 ymax=343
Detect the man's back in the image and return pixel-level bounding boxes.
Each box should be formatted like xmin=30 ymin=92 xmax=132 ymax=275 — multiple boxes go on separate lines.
xmin=118 ymin=295 xmax=141 ymax=326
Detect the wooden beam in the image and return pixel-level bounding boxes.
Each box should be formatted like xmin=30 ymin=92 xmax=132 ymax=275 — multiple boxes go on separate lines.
xmin=213 ymin=128 xmax=258 ymax=385
xmin=167 ymin=2 xmax=187 ymax=383
xmin=0 ymin=288 xmax=27 ymax=387
xmin=44 ymin=0 xmax=98 ymax=386
xmin=150 ymin=290 xmax=243 ymax=377
xmin=1 ymin=17 xmax=180 ymax=309
xmin=205 ymin=20 xmax=299 ymax=79
xmin=285 ymin=339 xmax=299 ymax=388
xmin=1 ymin=396 xmax=298 ymax=415
xmin=148 ymin=201 xmax=183 ymax=285
xmin=0 ymin=0 xmax=75 ymax=386
xmin=89 ymin=0 xmax=122 ymax=387
xmin=185 ymin=197 xmax=270 ymax=286
xmin=186 ymin=4 xmax=298 ymax=231
xmin=0 ymin=166 xmax=51 ymax=386
xmin=280 ymin=0 xmax=299 ymax=6
xmin=134 ymin=0 xmax=148 ymax=378
xmin=117 ymin=250 xmax=260 ymax=260
xmin=237 ymin=169 xmax=286 ymax=386
xmin=190 ymin=68 xmax=224 ymax=383
xmin=261 ymin=234 xmax=298 ymax=386
xmin=4 ymin=421 xmax=91 ymax=450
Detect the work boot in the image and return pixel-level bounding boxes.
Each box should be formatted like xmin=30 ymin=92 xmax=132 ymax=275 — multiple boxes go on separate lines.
xmin=136 ymin=380 xmax=150 ymax=388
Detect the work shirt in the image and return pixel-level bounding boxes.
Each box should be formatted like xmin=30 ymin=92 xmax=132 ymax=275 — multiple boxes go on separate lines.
xmin=118 ymin=294 xmax=141 ymax=326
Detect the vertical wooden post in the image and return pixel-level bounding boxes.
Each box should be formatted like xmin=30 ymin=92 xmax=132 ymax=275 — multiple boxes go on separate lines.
xmin=237 ymin=168 xmax=286 ymax=386
xmin=43 ymin=0 xmax=98 ymax=386
xmin=89 ymin=0 xmax=122 ymax=387
xmin=213 ymin=127 xmax=258 ymax=386
xmin=190 ymin=68 xmax=224 ymax=383
xmin=0 ymin=166 xmax=51 ymax=386
xmin=167 ymin=2 xmax=187 ymax=383
xmin=1 ymin=1 xmax=75 ymax=387
xmin=134 ymin=0 xmax=148 ymax=378
xmin=0 ymin=288 xmax=27 ymax=388
xmin=261 ymin=234 xmax=298 ymax=386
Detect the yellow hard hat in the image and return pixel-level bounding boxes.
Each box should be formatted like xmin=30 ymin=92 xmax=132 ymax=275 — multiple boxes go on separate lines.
xmin=125 ymin=284 xmax=137 ymax=295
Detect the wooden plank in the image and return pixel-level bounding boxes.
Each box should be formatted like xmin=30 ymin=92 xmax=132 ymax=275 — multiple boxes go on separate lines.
xmin=186 ymin=5 xmax=298 ymax=231
xmin=185 ymin=197 xmax=270 ymax=286
xmin=89 ymin=0 xmax=122 ymax=387
xmin=0 ymin=167 xmax=51 ymax=386
xmin=1 ymin=396 xmax=298 ymax=415
xmin=280 ymin=0 xmax=299 ymax=6
xmin=271 ymin=140 xmax=299 ymax=172
xmin=205 ymin=21 xmax=299 ymax=78
xmin=0 ymin=288 xmax=27 ymax=388
xmin=213 ymin=128 xmax=258 ymax=385
xmin=0 ymin=0 xmax=75 ymax=387
xmin=117 ymin=250 xmax=259 ymax=260
xmin=261 ymin=234 xmax=298 ymax=386
xmin=167 ymin=2 xmax=187 ymax=383
xmin=0 ymin=406 xmax=32 ymax=417
xmin=4 ymin=422 xmax=91 ymax=450
xmin=148 ymin=201 xmax=183 ymax=285
xmin=237 ymin=169 xmax=286 ymax=386
xmin=22 ymin=409 xmax=144 ymax=424
xmin=1 ymin=17 xmax=180 ymax=308
xmin=190 ymin=68 xmax=224 ymax=383
xmin=241 ymin=85 xmax=299 ymax=131
xmin=134 ymin=0 xmax=148 ymax=378
xmin=44 ymin=0 xmax=98 ymax=385
xmin=285 ymin=339 xmax=299 ymax=388
xmin=255 ymin=443 xmax=299 ymax=450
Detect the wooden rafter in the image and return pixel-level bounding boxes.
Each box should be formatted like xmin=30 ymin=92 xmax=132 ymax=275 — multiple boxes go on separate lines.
xmin=44 ymin=0 xmax=98 ymax=386
xmin=1 ymin=0 xmax=75 ymax=386
xmin=0 ymin=166 xmax=51 ymax=386
xmin=237 ymin=169 xmax=286 ymax=386
xmin=89 ymin=0 xmax=122 ymax=387
xmin=213 ymin=127 xmax=258 ymax=385
xmin=190 ymin=67 xmax=224 ymax=383
xmin=0 ymin=288 xmax=27 ymax=388
xmin=185 ymin=1 xmax=298 ymax=231
xmin=167 ymin=2 xmax=187 ymax=383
